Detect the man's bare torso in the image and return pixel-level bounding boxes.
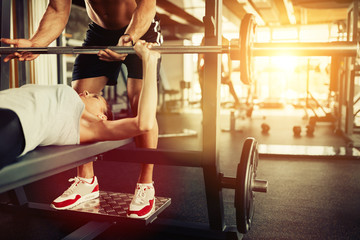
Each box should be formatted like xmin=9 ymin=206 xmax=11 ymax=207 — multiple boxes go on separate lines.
xmin=85 ymin=0 xmax=137 ymax=30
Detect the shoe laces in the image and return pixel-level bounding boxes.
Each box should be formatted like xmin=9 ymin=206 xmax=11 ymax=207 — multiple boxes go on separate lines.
xmin=134 ymin=186 xmax=148 ymax=204
xmin=62 ymin=177 xmax=82 ymax=196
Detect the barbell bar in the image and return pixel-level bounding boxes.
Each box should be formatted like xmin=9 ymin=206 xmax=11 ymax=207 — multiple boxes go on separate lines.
xmin=1 ymin=41 xmax=357 ymax=87
xmin=1 ymin=13 xmax=358 ymax=85
xmin=0 ymin=45 xmax=227 ymax=55
xmin=0 ymin=42 xmax=358 ymax=56
xmin=252 ymin=42 xmax=359 ymax=57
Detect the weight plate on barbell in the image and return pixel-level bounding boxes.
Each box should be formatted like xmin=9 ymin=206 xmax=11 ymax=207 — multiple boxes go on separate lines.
xmin=235 ymin=137 xmax=258 ymax=234
xmin=240 ymin=14 xmax=256 ymax=85
xmin=254 ymin=143 xmax=259 ymax=175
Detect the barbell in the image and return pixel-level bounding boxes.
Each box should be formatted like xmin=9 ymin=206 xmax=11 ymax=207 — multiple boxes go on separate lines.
xmin=0 ymin=14 xmax=358 ymax=85
xmin=0 ymin=42 xmax=356 ymax=56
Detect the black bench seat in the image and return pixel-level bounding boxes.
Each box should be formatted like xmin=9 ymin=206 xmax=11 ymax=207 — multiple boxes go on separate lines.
xmin=0 ymin=139 xmax=131 ymax=194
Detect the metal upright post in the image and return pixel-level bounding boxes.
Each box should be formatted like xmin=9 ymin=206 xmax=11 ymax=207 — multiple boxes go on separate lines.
xmin=56 ymin=36 xmax=64 ymax=84
xmin=342 ymin=0 xmax=358 ymax=136
xmin=0 ymin=0 xmax=11 ymax=90
xmin=202 ymin=0 xmax=225 ymax=230
xmin=15 ymin=0 xmax=30 ymax=87
xmin=346 ymin=0 xmax=358 ymax=136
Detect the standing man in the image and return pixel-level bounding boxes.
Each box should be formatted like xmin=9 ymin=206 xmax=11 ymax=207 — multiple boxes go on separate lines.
xmin=198 ymin=36 xmax=241 ymax=108
xmin=1 ymin=0 xmax=162 ymax=219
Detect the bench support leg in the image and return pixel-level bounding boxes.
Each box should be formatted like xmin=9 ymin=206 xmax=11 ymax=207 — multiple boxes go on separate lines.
xmin=62 ymin=221 xmax=115 ymax=240
xmin=8 ymin=187 xmax=28 ymax=206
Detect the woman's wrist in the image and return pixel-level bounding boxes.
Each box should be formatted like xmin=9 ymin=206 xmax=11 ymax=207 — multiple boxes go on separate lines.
xmin=145 ymin=53 xmax=160 ymax=64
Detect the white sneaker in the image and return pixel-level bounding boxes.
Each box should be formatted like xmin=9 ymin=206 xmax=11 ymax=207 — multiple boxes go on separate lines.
xmin=51 ymin=176 xmax=99 ymax=210
xmin=127 ymin=182 xmax=155 ymax=219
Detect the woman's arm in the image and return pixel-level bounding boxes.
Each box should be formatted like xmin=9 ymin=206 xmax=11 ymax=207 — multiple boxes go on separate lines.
xmin=137 ymin=45 xmax=159 ymax=131
xmin=80 ymin=117 xmax=143 ymax=142
xmin=80 ymin=41 xmax=160 ymax=143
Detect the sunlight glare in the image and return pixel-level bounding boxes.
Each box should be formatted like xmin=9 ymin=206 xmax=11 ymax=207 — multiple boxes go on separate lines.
xmin=270 ymin=56 xmax=299 ymax=72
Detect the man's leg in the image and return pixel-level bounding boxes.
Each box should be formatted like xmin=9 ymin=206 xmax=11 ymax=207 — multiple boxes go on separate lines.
xmin=126 ymin=77 xmax=157 ymax=219
xmin=127 ymin=77 xmax=158 ymax=183
xmin=72 ymin=76 xmax=158 ymax=181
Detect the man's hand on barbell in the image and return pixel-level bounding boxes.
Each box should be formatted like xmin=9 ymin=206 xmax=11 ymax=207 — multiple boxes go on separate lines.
xmin=0 ymin=38 xmax=40 ymax=62
xmin=98 ymin=34 xmax=133 ymax=62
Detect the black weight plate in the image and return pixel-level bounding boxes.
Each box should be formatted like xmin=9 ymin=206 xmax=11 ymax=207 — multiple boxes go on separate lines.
xmin=253 ymin=145 xmax=259 ymax=174
xmin=240 ymin=14 xmax=256 ymax=85
xmin=235 ymin=137 xmax=258 ymax=234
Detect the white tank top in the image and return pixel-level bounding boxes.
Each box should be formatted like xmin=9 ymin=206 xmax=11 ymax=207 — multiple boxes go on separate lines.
xmin=0 ymin=84 xmax=85 ymax=156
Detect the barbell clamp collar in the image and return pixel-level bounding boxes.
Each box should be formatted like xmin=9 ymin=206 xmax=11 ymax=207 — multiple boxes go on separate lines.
xmin=251 ymin=179 xmax=268 ymax=193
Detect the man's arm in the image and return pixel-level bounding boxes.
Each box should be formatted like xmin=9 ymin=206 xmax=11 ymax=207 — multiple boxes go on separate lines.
xmin=98 ymin=0 xmax=157 ymax=62
xmin=1 ymin=0 xmax=71 ymax=62
xmin=30 ymin=0 xmax=71 ymax=46
xmin=81 ymin=41 xmax=160 ymax=142
xmin=125 ymin=0 xmax=156 ymax=42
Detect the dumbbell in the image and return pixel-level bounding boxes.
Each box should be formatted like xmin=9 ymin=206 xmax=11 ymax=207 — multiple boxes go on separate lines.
xmin=306 ymin=125 xmax=315 ymax=136
xmin=293 ymin=126 xmax=301 ymax=137
xmin=261 ymin=123 xmax=270 ymax=134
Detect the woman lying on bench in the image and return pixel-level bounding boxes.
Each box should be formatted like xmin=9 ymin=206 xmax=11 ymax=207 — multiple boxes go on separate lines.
xmin=0 ymin=41 xmax=159 ymax=218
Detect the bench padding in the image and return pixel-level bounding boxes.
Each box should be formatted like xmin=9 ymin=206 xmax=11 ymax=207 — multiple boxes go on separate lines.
xmin=0 ymin=139 xmax=131 ymax=193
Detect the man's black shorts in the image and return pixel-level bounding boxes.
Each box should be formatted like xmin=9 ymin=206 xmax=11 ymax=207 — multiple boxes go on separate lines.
xmin=72 ymin=16 xmax=162 ymax=85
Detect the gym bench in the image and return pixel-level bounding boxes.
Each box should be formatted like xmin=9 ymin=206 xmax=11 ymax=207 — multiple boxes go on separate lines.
xmin=0 ymin=139 xmax=172 ymax=239
xmin=0 ymin=136 xmax=268 ymax=240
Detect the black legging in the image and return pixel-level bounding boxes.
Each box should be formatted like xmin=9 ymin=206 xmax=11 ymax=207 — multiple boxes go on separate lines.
xmin=0 ymin=108 xmax=25 ymax=169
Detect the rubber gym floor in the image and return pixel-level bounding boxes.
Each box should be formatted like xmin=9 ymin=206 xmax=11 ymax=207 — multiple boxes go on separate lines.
xmin=0 ymin=107 xmax=359 ymax=240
